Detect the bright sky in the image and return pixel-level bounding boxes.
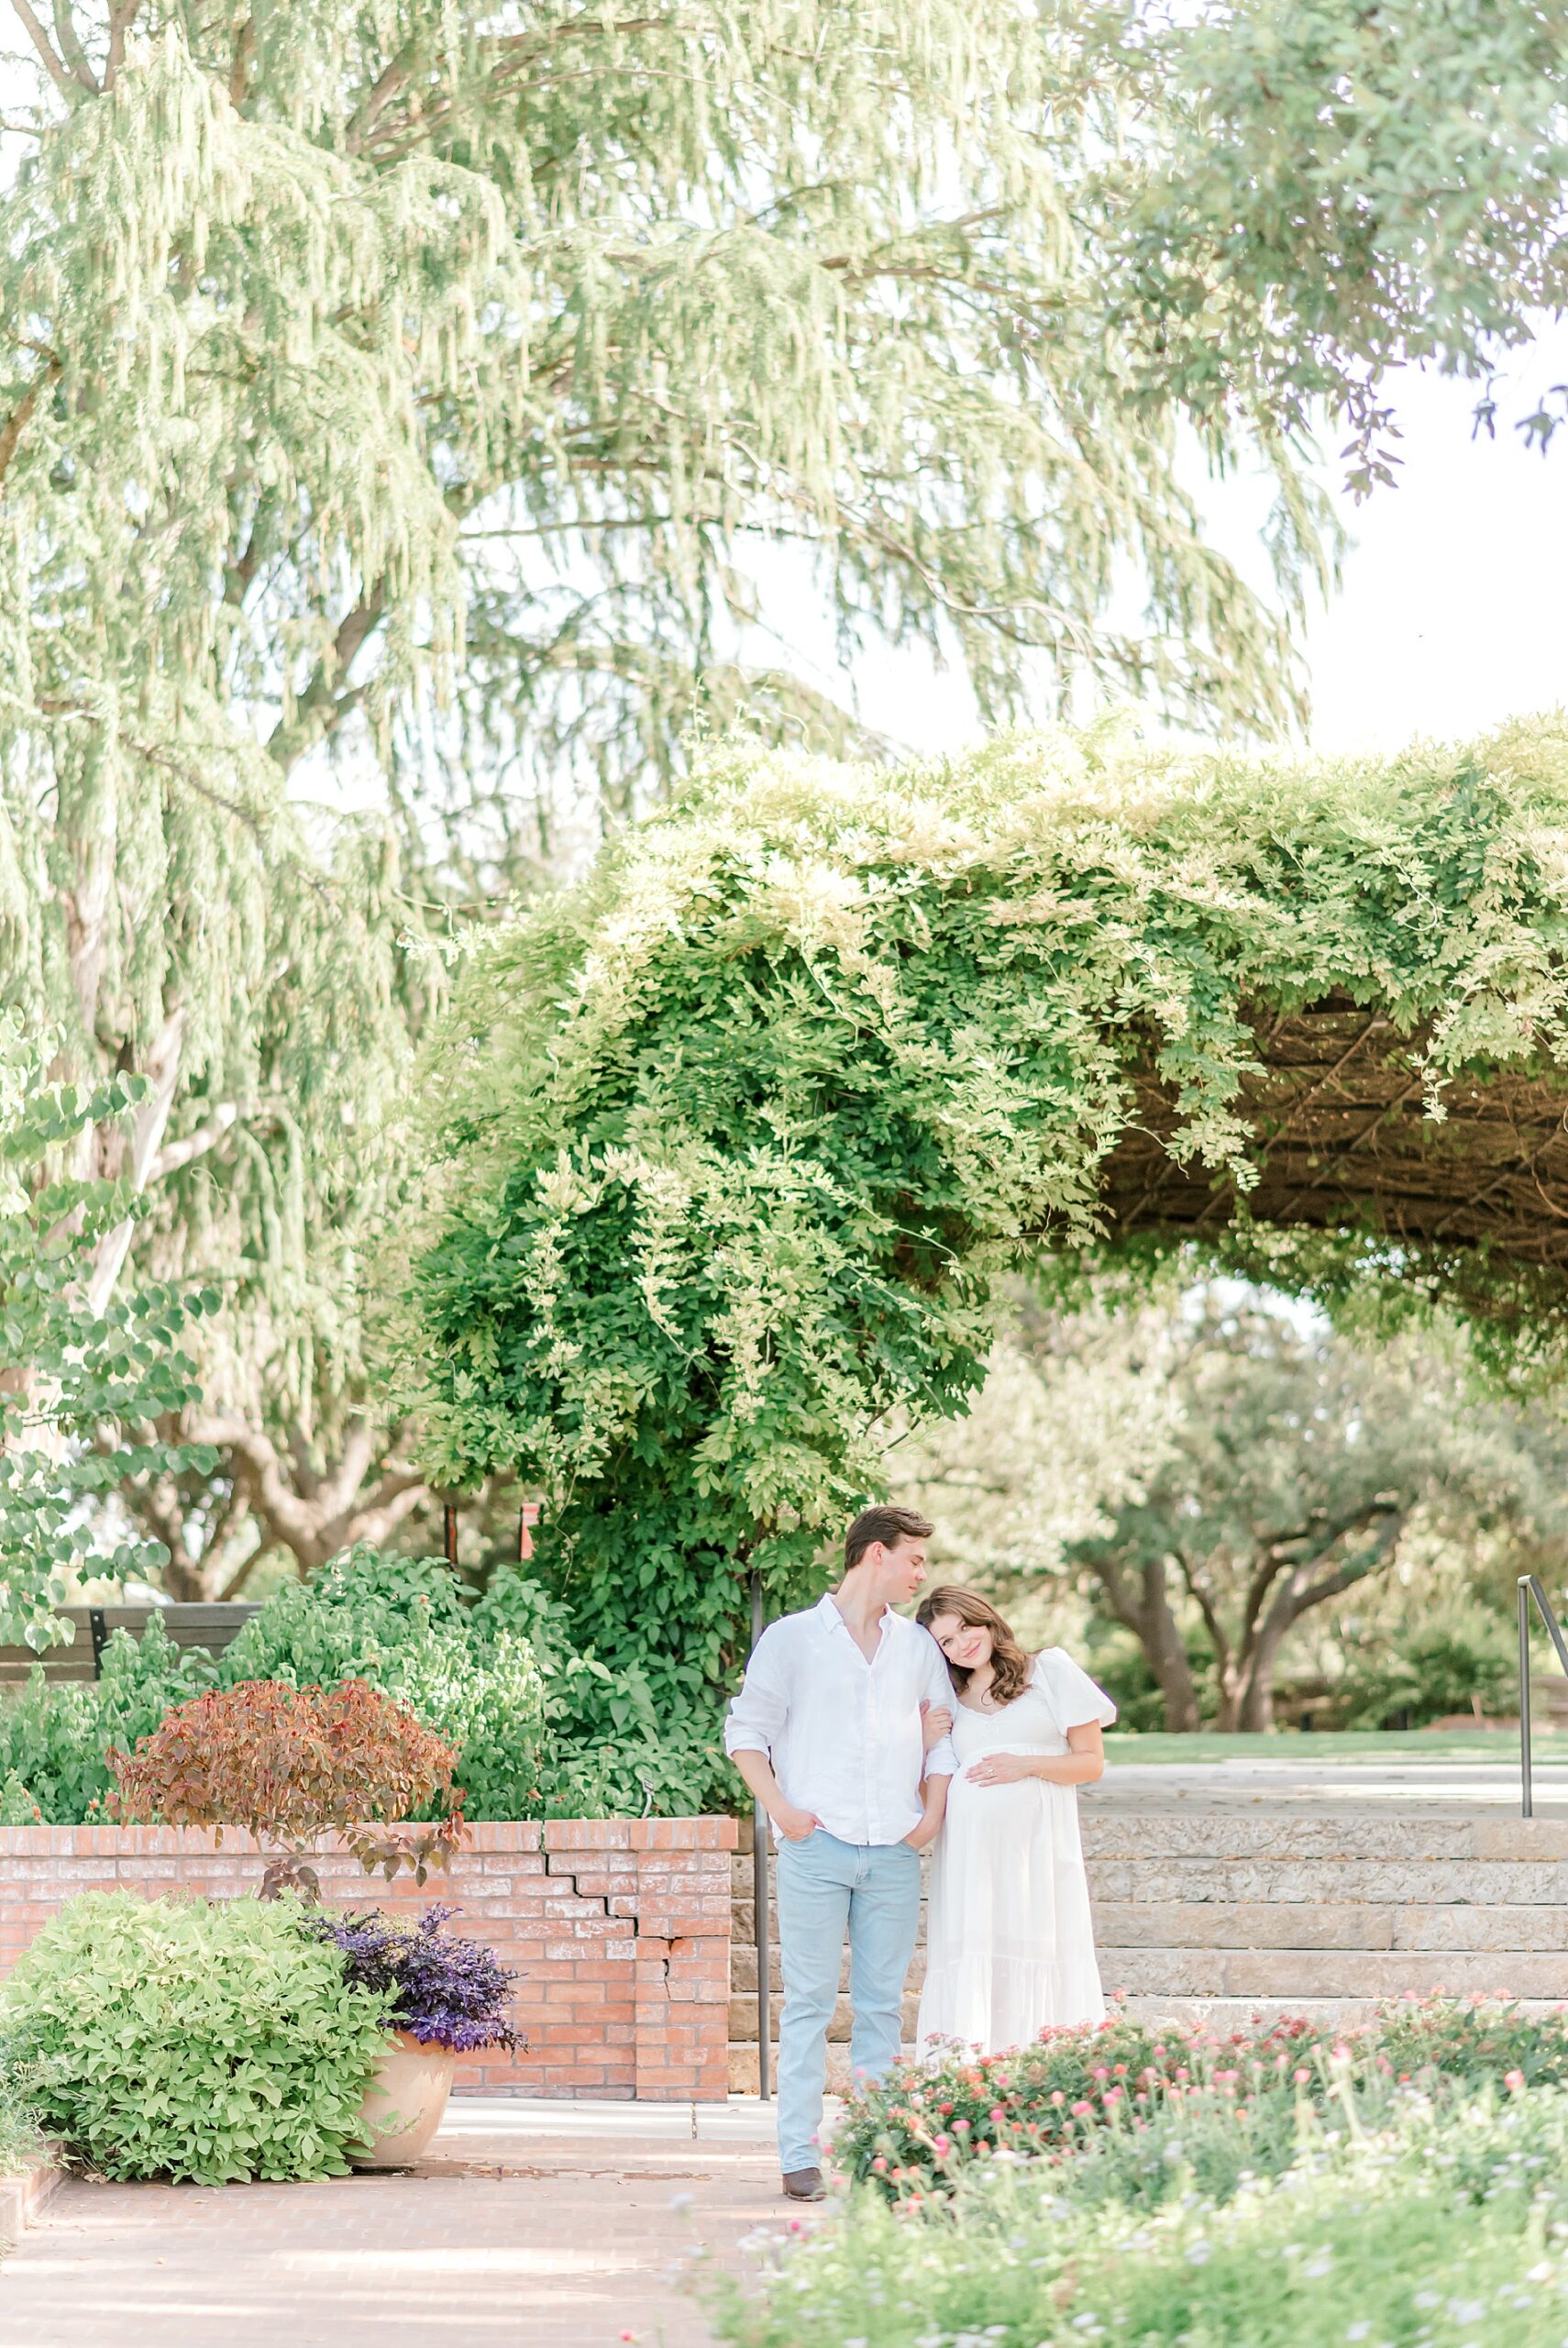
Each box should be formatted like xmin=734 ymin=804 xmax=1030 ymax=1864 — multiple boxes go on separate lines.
xmin=741 ymin=321 xmax=1568 ymax=765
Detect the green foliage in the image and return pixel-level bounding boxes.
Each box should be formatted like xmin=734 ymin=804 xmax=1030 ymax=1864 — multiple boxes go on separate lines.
xmin=0 ymin=1618 xmax=213 ymax=1825
xmin=0 ymin=1773 xmax=41 ymax=1826
xmin=411 ymin=726 xmax=1568 ymax=1707
xmin=723 ymin=2025 xmax=1568 ymax=2346
xmin=0 ymin=1543 xmax=725 ymax=1825
xmin=1334 ymin=1615 xmax=1521 ymax=1731
xmin=0 ymin=2067 xmax=45 ymax=2176
xmin=0 ymin=1892 xmax=390 ymax=2184
xmin=222 ymin=1541 xmax=723 ymax=1816
xmin=218 ymin=1541 xmax=549 ymax=1821
xmin=0 ymin=1022 xmax=218 ymax=1647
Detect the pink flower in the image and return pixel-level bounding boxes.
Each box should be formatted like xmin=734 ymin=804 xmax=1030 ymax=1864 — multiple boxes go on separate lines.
xmin=1293 ymin=2067 xmax=1311 ymax=2085
xmin=871 ymin=2156 xmax=888 ymax=2173
xmin=1505 ymin=2070 xmax=1526 ymax=2091
xmin=1070 ymin=2099 xmax=1092 ymax=2118
xmin=1050 ymin=2090 xmax=1066 ymax=2107
xmin=953 ymin=2119 xmax=971 ymax=2134
xmin=988 ymin=2106 xmax=1006 ymax=2122
xmin=933 ymin=2133 xmax=952 ymax=2154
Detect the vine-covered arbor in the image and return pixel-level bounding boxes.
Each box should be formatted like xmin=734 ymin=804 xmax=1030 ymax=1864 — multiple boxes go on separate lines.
xmin=1104 ymin=996 xmax=1568 ymax=1290
xmin=413 ymin=723 xmax=1568 ymax=1719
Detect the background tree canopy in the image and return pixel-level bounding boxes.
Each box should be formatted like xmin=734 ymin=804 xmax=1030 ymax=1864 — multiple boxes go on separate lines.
xmin=898 ymin=1274 xmax=1568 ymax=1733
xmin=411 ymin=720 xmax=1568 ymax=1714
xmin=9 ymin=0 xmax=1568 ymax=1613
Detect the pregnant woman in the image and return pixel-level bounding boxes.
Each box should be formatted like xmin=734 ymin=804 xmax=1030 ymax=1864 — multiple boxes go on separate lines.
xmin=914 ymin=1585 xmax=1116 ymax=2054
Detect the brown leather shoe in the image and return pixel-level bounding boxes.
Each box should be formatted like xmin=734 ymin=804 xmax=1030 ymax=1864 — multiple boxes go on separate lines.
xmin=781 ymin=2166 xmax=825 ymax=2201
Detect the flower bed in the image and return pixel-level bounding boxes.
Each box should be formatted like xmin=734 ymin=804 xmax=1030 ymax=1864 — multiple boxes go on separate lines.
xmin=834 ymin=1996 xmax=1568 ymax=2198
xmin=719 ymin=2008 xmax=1568 ymax=2348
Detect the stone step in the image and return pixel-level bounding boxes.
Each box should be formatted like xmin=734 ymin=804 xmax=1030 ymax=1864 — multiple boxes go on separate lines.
xmin=1087 ymin=1857 xmax=1568 ymax=1905
xmin=1099 ymin=1947 xmax=1568 ymax=1999
xmin=1092 ymin=1900 xmax=1568 ymax=1954
xmin=1077 ymin=1811 xmax=1568 ymax=1863
xmin=731 ymin=1811 xmax=1568 ymax=1876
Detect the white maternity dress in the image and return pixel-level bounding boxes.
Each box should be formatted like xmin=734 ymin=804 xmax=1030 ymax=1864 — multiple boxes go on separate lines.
xmin=917 ymin=1648 xmax=1117 ymax=2056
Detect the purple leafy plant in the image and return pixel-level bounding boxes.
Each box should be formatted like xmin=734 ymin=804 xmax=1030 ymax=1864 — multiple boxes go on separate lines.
xmin=310 ymin=1903 xmax=522 ymax=2053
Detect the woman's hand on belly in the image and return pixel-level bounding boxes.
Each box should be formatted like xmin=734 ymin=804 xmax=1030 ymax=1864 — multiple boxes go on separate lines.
xmin=964 ymin=1753 xmax=1041 ymax=1787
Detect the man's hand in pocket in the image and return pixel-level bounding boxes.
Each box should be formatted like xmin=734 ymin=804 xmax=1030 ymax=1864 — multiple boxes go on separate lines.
xmin=773 ymin=1801 xmax=823 ymax=1843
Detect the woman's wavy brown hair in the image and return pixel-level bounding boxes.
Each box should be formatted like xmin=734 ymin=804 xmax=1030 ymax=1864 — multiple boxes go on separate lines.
xmin=915 ymin=1585 xmax=1034 ymax=1708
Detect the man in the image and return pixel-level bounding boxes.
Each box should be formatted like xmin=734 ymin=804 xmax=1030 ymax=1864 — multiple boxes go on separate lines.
xmin=725 ymin=1503 xmax=956 ymax=2200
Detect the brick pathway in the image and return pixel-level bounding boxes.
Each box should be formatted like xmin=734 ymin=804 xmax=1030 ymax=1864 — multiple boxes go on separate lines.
xmin=0 ymin=2101 xmax=817 ymax=2348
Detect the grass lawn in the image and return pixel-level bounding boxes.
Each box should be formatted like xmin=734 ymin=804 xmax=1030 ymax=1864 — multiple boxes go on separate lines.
xmin=1104 ymin=1727 xmax=1568 ymax=1765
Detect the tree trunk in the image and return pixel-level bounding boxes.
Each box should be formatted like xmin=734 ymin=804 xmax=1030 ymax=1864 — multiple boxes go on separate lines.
xmin=150 ymin=1415 xmax=429 ymax=1590
xmin=1140 ymin=1559 xmax=1204 ymax=1732
xmin=1236 ymin=1668 xmax=1275 ymax=1733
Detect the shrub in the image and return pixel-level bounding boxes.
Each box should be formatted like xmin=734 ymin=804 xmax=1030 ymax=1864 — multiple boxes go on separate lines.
xmin=0 ymin=1616 xmax=209 ymax=1823
xmin=219 ymin=1544 xmax=550 ymax=1820
xmin=1334 ymin=1612 xmax=1519 ymax=1729
xmin=109 ymin=1678 xmax=465 ymax=1898
xmin=0 ymin=1892 xmax=390 ymax=2183
xmin=0 ymin=1542 xmax=723 ymax=1830
xmin=309 ymin=1904 xmax=520 ymax=2053
xmin=226 ymin=1542 xmax=718 ymax=1818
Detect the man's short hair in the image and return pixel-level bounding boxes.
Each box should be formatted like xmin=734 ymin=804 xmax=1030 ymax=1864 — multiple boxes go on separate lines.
xmin=844 ymin=1504 xmax=934 ymax=1573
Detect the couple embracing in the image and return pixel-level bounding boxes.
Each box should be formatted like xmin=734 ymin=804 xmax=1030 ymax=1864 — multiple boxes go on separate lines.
xmin=726 ymin=1503 xmax=1116 ymax=2201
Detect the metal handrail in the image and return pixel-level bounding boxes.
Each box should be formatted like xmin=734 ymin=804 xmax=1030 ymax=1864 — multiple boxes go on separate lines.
xmin=750 ymin=1567 xmax=771 ymax=2102
xmin=1518 ymin=1574 xmax=1568 ymax=1816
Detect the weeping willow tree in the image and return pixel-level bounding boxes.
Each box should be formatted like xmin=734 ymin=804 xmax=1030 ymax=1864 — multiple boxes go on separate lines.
xmin=6 ymin=0 xmax=1568 ymax=1598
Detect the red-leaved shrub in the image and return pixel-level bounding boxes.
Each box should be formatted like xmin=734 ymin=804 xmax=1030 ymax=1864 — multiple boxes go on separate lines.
xmin=109 ymin=1678 xmax=466 ymax=1899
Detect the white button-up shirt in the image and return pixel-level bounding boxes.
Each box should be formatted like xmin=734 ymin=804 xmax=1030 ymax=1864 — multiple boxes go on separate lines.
xmin=724 ymin=1595 xmax=958 ymax=1844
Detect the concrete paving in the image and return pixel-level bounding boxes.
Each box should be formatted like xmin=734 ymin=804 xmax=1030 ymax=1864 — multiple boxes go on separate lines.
xmin=0 ymin=2099 xmax=807 ymax=2348
xmin=1091 ymin=1756 xmax=1568 ymax=1808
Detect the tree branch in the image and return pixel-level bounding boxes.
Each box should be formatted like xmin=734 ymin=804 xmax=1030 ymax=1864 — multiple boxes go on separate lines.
xmin=104 ymin=0 xmax=141 ymax=91
xmin=86 ymin=1003 xmax=185 ymax=1315
xmin=185 ymin=1415 xmax=326 ymax=1558
xmin=50 ymin=0 xmax=96 ymax=91
xmin=8 ymin=0 xmax=76 ymax=99
xmin=0 ymin=352 xmax=60 ymax=493
xmin=267 ymin=588 xmax=385 ymax=774
xmin=1175 ymin=1547 xmax=1230 ymax=1680
xmin=1281 ymin=1511 xmax=1406 ymax=1623
xmin=149 ymin=1103 xmax=237 ymax=1181
xmin=315 ymin=1415 xmax=379 ymax=1521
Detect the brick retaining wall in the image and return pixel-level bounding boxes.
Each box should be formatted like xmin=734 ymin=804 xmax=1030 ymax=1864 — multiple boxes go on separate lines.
xmin=0 ymin=1818 xmax=736 ymax=2101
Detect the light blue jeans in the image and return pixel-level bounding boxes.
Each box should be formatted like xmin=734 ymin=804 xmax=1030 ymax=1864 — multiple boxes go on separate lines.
xmin=773 ymin=1830 xmax=922 ymax=2174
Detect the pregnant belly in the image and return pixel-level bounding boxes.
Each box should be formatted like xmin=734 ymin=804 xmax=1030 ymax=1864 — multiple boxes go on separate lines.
xmin=946 ymin=1767 xmax=1045 ymax=1834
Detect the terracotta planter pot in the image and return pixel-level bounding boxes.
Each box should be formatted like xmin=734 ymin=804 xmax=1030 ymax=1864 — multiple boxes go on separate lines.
xmin=352 ymin=2032 xmax=458 ymax=2169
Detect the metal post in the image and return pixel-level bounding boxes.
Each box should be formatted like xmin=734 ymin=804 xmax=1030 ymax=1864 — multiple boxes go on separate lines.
xmin=87 ymin=1607 xmax=107 ymax=1681
xmin=750 ymin=1566 xmax=771 ymax=2102
xmin=1521 ymin=1574 xmax=1535 ymax=1820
